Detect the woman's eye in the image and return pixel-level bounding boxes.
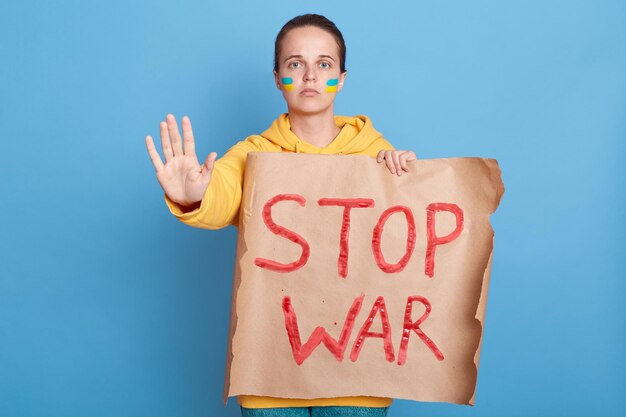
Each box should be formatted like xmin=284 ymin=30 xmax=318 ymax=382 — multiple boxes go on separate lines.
xmin=288 ymin=62 xmax=301 ymax=69
xmin=320 ymin=62 xmax=330 ymax=69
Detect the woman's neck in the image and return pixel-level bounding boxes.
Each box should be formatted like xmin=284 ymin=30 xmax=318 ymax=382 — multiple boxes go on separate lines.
xmin=287 ymin=106 xmax=341 ymax=149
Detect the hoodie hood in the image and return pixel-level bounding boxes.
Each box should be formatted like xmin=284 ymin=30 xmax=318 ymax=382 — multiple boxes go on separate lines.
xmin=259 ymin=113 xmax=385 ymax=155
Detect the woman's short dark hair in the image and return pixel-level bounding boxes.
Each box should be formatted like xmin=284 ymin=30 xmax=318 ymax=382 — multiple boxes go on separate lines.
xmin=274 ymin=14 xmax=347 ymax=74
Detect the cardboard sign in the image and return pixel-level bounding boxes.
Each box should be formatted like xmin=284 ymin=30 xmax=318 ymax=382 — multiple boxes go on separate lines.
xmin=223 ymin=153 xmax=504 ymax=405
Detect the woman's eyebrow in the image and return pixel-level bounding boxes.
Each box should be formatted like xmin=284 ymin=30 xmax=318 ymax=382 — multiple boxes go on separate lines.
xmin=284 ymin=54 xmax=336 ymax=62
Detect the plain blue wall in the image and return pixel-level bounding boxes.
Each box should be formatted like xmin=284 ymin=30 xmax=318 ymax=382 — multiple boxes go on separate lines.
xmin=1 ymin=1 xmax=624 ymax=416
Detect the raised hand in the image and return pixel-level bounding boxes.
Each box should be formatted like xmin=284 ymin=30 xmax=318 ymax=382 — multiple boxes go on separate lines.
xmin=145 ymin=114 xmax=217 ymax=207
xmin=377 ymin=150 xmax=418 ymax=176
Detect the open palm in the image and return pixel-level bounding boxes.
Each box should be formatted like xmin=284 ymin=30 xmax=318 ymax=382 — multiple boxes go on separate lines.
xmin=145 ymin=114 xmax=217 ymax=207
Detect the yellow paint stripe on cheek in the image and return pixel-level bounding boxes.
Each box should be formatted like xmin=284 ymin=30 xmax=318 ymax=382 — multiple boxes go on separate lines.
xmin=325 ymin=85 xmax=338 ymax=93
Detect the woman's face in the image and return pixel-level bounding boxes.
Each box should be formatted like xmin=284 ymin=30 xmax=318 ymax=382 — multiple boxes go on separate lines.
xmin=274 ymin=25 xmax=346 ymax=115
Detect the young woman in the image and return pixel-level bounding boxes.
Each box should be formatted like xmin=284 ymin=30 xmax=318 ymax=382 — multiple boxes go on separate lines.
xmin=145 ymin=13 xmax=416 ymax=417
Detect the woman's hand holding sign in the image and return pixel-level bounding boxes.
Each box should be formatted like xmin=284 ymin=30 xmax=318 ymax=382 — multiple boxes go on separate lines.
xmin=377 ymin=150 xmax=417 ymax=176
xmin=145 ymin=114 xmax=217 ymax=208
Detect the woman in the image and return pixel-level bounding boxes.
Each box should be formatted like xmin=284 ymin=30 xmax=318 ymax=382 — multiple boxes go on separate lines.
xmin=145 ymin=13 xmax=416 ymax=417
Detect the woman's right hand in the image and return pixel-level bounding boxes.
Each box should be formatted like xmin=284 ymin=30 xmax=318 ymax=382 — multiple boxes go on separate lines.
xmin=145 ymin=114 xmax=218 ymax=207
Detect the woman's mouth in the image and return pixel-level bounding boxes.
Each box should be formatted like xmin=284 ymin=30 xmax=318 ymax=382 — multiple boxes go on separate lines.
xmin=301 ymin=88 xmax=319 ymax=96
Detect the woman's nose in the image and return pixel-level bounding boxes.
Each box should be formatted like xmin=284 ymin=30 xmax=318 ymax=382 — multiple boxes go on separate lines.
xmin=304 ymin=68 xmax=317 ymax=81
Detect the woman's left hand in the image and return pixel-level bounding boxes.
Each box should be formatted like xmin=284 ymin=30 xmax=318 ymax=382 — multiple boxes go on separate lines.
xmin=376 ymin=150 xmax=418 ymax=176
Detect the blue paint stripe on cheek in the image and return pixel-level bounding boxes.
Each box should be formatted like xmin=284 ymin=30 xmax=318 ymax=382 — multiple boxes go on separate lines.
xmin=281 ymin=77 xmax=293 ymax=84
xmin=326 ymin=78 xmax=339 ymax=86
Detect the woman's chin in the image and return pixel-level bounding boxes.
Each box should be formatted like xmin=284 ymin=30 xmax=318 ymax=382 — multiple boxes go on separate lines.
xmin=287 ymin=102 xmax=332 ymax=115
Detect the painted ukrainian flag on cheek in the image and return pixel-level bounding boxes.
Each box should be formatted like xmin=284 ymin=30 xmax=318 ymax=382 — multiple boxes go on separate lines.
xmin=281 ymin=77 xmax=294 ymax=91
xmin=326 ymin=78 xmax=338 ymax=93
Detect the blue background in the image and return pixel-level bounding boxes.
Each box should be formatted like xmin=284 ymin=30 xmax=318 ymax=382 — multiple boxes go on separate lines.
xmin=1 ymin=1 xmax=624 ymax=416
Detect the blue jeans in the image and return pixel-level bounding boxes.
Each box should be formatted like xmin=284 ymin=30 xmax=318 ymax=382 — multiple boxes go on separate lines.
xmin=240 ymin=406 xmax=389 ymax=416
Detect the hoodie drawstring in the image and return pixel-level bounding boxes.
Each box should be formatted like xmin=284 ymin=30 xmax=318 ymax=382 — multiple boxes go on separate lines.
xmin=295 ymin=140 xmax=301 ymax=153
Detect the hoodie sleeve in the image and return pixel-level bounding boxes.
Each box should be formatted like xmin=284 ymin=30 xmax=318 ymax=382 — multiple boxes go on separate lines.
xmin=163 ymin=137 xmax=265 ymax=230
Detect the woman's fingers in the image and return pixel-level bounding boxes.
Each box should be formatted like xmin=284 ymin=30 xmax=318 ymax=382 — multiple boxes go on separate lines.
xmin=166 ymin=114 xmax=184 ymax=156
xmin=145 ymin=135 xmax=165 ymax=173
xmin=399 ymin=152 xmax=410 ymax=172
xmin=378 ymin=150 xmax=418 ymax=175
xmin=391 ymin=151 xmax=402 ymax=175
xmin=384 ymin=150 xmax=395 ymax=173
xmin=160 ymin=121 xmax=174 ymax=162
xmin=182 ymin=115 xmax=196 ymax=158
xmin=201 ymin=152 xmax=218 ymax=183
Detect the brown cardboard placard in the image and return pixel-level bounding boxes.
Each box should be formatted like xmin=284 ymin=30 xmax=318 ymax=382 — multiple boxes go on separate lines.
xmin=223 ymin=153 xmax=504 ymax=405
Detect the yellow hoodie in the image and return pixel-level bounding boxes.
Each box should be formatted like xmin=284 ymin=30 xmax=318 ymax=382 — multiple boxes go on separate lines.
xmin=164 ymin=113 xmax=395 ymax=409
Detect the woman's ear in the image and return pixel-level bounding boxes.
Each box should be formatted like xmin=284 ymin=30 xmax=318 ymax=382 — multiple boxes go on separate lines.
xmin=273 ymin=70 xmax=281 ymax=90
xmin=338 ymin=71 xmax=347 ymax=92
